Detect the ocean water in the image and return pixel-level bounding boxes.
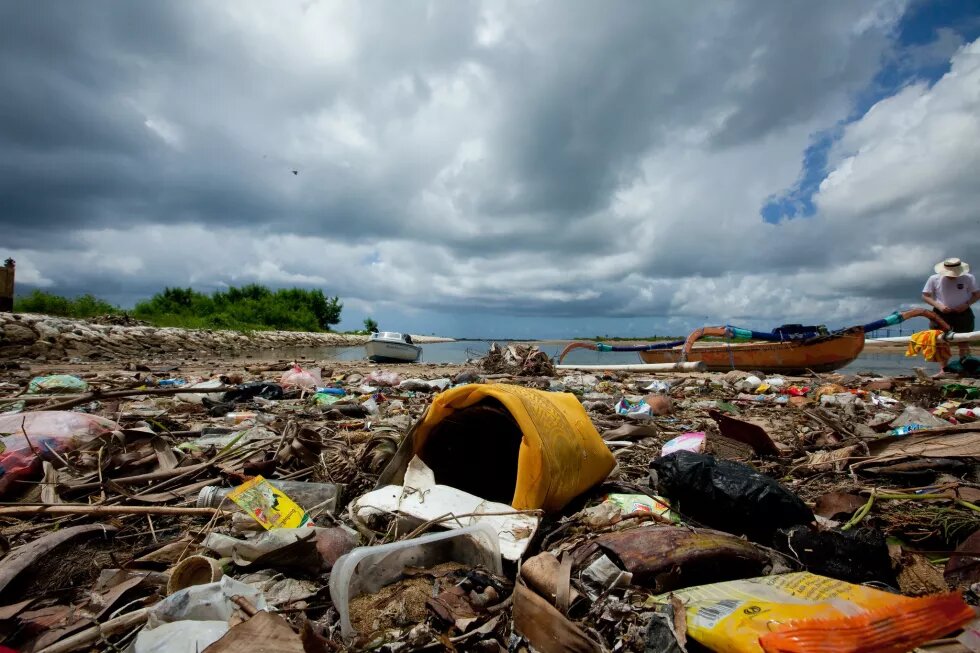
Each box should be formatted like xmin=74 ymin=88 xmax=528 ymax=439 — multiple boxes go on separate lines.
xmin=274 ymin=340 xmax=932 ymax=376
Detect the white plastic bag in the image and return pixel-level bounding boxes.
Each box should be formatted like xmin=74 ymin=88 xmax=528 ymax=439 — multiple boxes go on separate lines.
xmin=133 ymin=577 xmax=268 ymax=653
xmin=367 ymin=370 xmax=402 ymax=387
xmin=146 ymin=576 xmax=267 ymax=628
xmin=280 ymin=365 xmax=322 ymax=390
xmin=132 ymin=621 xmax=229 ymax=653
xmin=176 ymin=379 xmax=225 ymax=404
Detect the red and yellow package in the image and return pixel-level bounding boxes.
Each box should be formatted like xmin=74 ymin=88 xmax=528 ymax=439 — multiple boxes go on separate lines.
xmin=659 ymin=572 xmax=973 ymax=653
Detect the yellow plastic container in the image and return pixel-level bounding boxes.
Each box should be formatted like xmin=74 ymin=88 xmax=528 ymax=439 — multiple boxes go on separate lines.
xmin=412 ymin=384 xmax=615 ymax=512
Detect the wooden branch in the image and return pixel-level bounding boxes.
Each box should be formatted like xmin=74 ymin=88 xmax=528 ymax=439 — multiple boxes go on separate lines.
xmin=35 ymin=607 xmax=150 ymax=653
xmin=0 ymin=504 xmax=228 ymax=518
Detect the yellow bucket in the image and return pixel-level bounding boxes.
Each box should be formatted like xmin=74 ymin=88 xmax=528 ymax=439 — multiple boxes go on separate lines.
xmin=411 ymin=384 xmax=615 ymax=512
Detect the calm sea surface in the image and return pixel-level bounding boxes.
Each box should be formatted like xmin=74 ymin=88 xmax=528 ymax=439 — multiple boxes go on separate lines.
xmin=253 ymin=340 xmax=930 ymax=375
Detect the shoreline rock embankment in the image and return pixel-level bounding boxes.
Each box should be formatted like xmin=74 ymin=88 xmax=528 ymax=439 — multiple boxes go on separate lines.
xmin=0 ymin=313 xmax=451 ymax=361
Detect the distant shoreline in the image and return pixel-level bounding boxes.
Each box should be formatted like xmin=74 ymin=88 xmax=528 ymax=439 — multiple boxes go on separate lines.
xmin=0 ymin=312 xmax=456 ymax=362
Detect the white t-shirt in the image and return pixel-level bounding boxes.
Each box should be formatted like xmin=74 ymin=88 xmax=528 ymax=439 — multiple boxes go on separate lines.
xmin=923 ymin=273 xmax=978 ymax=309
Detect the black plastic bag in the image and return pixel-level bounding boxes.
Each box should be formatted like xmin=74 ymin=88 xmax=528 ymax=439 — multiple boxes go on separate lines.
xmin=644 ymin=601 xmax=688 ymax=653
xmin=777 ymin=525 xmax=895 ymax=585
xmin=222 ymin=382 xmax=284 ymax=403
xmin=650 ymin=451 xmax=814 ymax=543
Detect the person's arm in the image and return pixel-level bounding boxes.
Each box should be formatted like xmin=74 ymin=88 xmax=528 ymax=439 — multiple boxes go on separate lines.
xmin=947 ymin=277 xmax=980 ymax=313
xmin=922 ymin=291 xmax=949 ymax=313
xmin=952 ymin=290 xmax=980 ymax=313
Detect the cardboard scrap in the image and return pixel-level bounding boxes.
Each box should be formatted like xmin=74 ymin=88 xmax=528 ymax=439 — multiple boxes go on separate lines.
xmin=862 ymin=431 xmax=980 ymax=467
xmin=708 ymin=410 xmax=782 ymax=456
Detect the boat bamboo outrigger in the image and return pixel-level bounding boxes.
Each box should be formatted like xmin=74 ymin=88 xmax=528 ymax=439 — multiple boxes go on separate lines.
xmin=557 ymin=309 xmax=949 ymax=374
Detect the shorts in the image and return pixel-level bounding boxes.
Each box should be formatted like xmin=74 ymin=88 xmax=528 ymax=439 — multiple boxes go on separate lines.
xmin=934 ymin=308 xmax=975 ymax=333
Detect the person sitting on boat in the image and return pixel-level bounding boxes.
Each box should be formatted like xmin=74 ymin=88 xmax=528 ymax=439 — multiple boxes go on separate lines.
xmin=922 ymin=257 xmax=980 ymax=369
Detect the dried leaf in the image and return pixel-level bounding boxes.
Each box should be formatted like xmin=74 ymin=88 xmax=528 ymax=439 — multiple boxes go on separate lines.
xmin=813 ymin=492 xmax=867 ymax=519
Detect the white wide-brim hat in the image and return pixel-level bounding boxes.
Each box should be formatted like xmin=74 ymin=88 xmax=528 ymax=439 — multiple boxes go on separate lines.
xmin=935 ymin=257 xmax=970 ymax=277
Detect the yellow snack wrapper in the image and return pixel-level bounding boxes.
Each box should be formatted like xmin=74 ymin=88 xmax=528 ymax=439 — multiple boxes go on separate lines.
xmin=657 ymin=572 xmax=972 ymax=653
xmin=602 ymin=493 xmax=676 ymax=521
xmin=227 ymin=475 xmax=313 ymax=529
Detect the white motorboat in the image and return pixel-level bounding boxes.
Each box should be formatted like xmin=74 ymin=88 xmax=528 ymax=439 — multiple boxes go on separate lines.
xmin=365 ymin=331 xmax=422 ymax=363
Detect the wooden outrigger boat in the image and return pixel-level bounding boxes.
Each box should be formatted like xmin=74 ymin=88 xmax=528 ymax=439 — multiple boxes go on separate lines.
xmin=637 ymin=327 xmax=865 ymax=374
xmin=558 ymin=309 xmax=947 ymax=374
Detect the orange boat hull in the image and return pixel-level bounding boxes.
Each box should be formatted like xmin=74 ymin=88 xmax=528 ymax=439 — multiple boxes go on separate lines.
xmin=638 ymin=329 xmax=865 ymax=374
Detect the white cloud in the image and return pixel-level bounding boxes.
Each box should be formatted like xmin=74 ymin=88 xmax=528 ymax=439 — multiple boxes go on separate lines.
xmin=817 ymin=39 xmax=980 ymax=224
xmin=4 ymin=254 xmax=53 ymax=288
xmin=5 ymin=2 xmax=980 ymax=336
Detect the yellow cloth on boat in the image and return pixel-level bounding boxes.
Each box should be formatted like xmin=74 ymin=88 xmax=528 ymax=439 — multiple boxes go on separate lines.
xmin=411 ymin=383 xmax=615 ymax=512
xmin=906 ymin=330 xmax=951 ymax=362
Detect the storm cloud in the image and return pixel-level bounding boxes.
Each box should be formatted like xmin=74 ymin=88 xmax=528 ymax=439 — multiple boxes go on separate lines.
xmin=3 ymin=1 xmax=979 ymax=336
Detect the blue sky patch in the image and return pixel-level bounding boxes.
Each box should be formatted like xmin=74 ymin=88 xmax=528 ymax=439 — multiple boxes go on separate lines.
xmin=761 ymin=0 xmax=980 ymax=224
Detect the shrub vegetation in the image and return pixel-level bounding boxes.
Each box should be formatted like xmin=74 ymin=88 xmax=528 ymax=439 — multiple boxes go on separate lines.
xmin=15 ymin=284 xmax=343 ymax=332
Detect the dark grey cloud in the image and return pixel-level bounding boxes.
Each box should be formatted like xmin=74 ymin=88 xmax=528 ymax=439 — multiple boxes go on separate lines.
xmin=4 ymin=0 xmax=979 ymax=335
xmin=0 ymin=2 xmax=894 ymax=237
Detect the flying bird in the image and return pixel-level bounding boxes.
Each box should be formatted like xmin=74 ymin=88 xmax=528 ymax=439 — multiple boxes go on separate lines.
xmin=291 ymin=170 xmax=299 ymax=175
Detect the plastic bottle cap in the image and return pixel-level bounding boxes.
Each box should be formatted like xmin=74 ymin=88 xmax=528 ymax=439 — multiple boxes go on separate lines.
xmin=197 ymin=486 xmax=218 ymax=508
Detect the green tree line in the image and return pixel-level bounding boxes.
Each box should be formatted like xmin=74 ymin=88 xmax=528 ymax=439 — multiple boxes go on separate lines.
xmin=13 ymin=292 xmax=118 ymax=319
xmin=14 ymin=284 xmax=343 ymax=332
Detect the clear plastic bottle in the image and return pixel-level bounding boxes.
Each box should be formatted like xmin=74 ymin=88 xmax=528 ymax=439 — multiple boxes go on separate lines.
xmin=197 ymin=480 xmax=341 ymax=513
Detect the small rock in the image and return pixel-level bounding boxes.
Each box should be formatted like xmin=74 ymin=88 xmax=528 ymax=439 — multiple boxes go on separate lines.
xmin=2 ymin=323 xmax=37 ymax=344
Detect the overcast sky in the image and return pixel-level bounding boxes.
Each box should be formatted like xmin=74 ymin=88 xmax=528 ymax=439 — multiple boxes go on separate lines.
xmin=3 ymin=1 xmax=979 ymax=337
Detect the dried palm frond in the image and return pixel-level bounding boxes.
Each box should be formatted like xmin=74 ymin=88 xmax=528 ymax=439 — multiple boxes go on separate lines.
xmin=316 ymin=437 xmax=362 ymax=486
xmin=480 ymin=342 xmax=555 ymax=376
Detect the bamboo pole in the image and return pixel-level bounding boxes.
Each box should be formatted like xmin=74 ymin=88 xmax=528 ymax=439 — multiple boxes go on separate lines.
xmin=556 ymin=362 xmax=706 ymax=372
xmin=866 ymin=330 xmax=980 ymax=345
xmin=28 ymin=385 xmax=232 ymax=412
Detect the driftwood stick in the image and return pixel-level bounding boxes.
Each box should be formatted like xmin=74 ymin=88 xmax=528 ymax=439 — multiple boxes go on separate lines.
xmin=35 ymin=607 xmax=150 ymax=653
xmin=0 ymin=504 xmax=228 ymax=517
xmin=28 ymin=386 xmax=232 ymax=412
